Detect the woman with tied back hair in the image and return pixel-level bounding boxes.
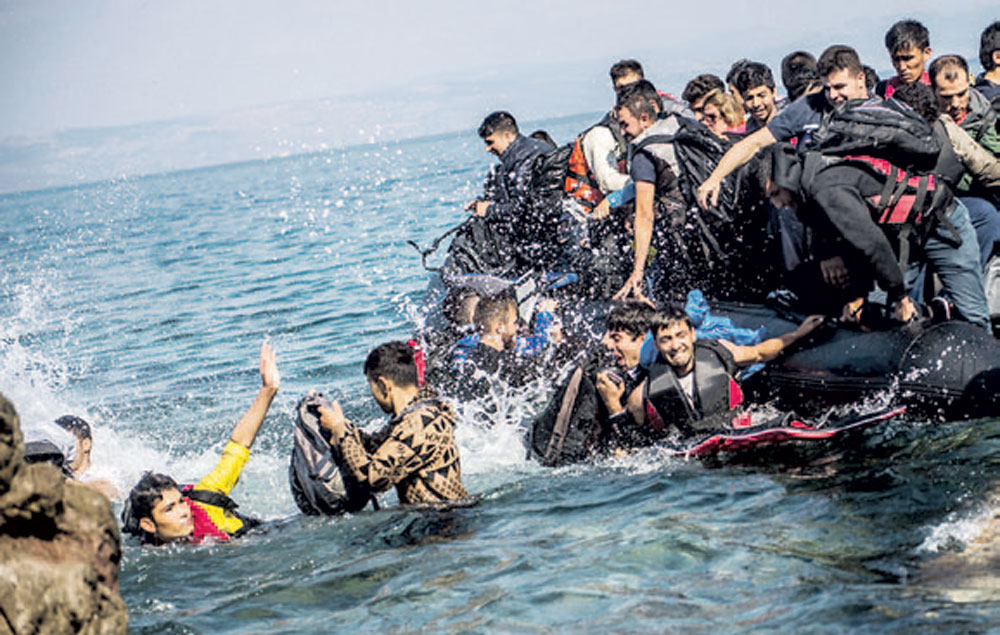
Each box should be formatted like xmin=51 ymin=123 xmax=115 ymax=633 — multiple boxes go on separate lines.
xmin=698 ymin=89 xmax=745 ymax=139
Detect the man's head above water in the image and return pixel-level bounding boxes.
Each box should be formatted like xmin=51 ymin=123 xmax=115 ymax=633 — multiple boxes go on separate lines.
xmin=601 ymin=302 xmax=655 ymax=370
xmin=123 ymin=472 xmax=192 ymax=544
xmin=652 ymin=308 xmax=697 ymax=376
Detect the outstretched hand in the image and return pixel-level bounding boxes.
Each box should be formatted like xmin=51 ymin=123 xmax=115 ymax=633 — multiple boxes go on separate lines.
xmin=259 ymin=341 xmax=280 ymax=390
xmin=612 ymin=272 xmax=654 ymax=307
xmin=796 ymin=314 xmax=826 ymax=336
xmin=696 ymin=177 xmax=721 ymax=210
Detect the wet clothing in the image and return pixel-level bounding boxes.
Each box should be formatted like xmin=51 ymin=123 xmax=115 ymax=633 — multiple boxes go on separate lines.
xmin=334 ymin=392 xmax=468 ymax=504
xmin=767 ymin=91 xmax=829 ymax=146
xmin=642 ymin=340 xmax=748 ymax=438
xmin=789 ymin=155 xmax=989 ymax=327
xmin=188 ymin=440 xmax=251 ymax=540
xmin=481 ymin=134 xmax=552 ymax=223
xmin=462 ymin=341 xmax=539 ymax=389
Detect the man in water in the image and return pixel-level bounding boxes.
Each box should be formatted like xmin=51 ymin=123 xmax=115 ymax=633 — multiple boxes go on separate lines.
xmin=593 ymin=302 xmax=656 ymax=448
xmin=312 ymin=341 xmax=468 ymax=505
xmin=632 ymin=308 xmax=824 ymax=437
xmin=121 ymin=342 xmax=280 ymax=545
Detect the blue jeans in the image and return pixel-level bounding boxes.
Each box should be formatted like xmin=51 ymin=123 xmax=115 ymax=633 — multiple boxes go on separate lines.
xmin=906 ymin=199 xmax=989 ymax=329
xmin=960 ymin=196 xmax=1000 ymax=269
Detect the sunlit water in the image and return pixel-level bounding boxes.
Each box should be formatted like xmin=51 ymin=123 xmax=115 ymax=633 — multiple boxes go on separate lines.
xmin=2 ymin=114 xmax=1000 ymax=632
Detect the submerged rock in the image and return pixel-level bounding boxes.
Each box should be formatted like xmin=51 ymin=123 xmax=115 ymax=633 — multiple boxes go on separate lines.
xmin=0 ymin=392 xmax=127 ymax=633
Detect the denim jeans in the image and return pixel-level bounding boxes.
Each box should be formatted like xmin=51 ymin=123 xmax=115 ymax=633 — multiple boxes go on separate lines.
xmin=905 ymin=199 xmax=989 ymax=329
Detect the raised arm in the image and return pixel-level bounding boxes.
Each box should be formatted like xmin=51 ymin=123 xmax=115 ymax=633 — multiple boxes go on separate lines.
xmin=229 ymin=342 xmax=280 ymax=449
xmin=696 ymin=126 xmax=777 ymax=209
xmin=721 ymin=315 xmax=825 ymax=366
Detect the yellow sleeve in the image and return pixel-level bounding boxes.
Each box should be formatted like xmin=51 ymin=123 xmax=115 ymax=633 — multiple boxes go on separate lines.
xmin=190 ymin=440 xmax=250 ymax=536
xmin=194 ymin=441 xmax=249 ymax=496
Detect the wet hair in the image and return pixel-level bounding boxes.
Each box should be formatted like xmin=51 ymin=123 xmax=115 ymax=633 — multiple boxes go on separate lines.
xmin=733 ymin=62 xmax=776 ymax=95
xmin=929 ymin=55 xmax=969 ymax=89
xmin=478 ymin=111 xmax=518 ymax=139
xmin=54 ymin=415 xmax=91 ymax=441
xmin=749 ymin=144 xmax=776 ymax=196
xmin=610 ymin=59 xmax=644 ymax=84
xmin=616 ymin=79 xmax=662 ymax=120
xmin=980 ymin=21 xmax=1000 ymax=71
xmin=442 ymin=287 xmax=480 ymax=325
xmin=605 ymin=303 xmax=655 ymax=339
xmin=817 ymin=45 xmax=864 ymax=79
xmin=473 ymin=291 xmax=517 ymax=332
xmin=682 ymin=74 xmax=725 ymax=105
xmin=651 ymin=307 xmax=694 ymax=334
xmin=530 ymin=130 xmax=557 ymax=149
xmin=885 ymin=19 xmax=930 ymax=54
xmin=891 ymin=81 xmax=939 ymax=122
xmin=122 ymin=471 xmax=179 ymax=538
xmin=701 ymin=89 xmax=744 ymax=127
xmin=863 ymin=65 xmax=880 ymax=92
xmin=726 ymin=59 xmax=752 ymax=87
xmin=781 ymin=51 xmax=821 ymax=102
xmin=364 ymin=341 xmax=419 ymax=387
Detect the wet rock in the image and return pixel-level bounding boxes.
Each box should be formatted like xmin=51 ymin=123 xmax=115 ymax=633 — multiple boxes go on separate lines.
xmin=0 ymin=392 xmax=127 ymax=633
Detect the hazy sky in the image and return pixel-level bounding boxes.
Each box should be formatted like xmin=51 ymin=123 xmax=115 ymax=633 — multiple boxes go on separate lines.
xmin=2 ymin=0 xmax=998 ymax=140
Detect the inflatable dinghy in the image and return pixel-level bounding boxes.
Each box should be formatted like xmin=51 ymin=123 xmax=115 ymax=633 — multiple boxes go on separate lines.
xmin=671 ymin=405 xmax=907 ymax=458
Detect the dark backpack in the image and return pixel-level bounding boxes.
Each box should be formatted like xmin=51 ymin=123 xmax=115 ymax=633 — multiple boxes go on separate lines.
xmin=808 ymin=96 xmax=941 ymax=173
xmin=288 ymin=396 xmax=374 ymax=516
xmin=529 ymin=364 xmax=604 ymax=467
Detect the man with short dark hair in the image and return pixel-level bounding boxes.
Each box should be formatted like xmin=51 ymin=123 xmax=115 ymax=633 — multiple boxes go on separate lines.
xmin=976 ymin=21 xmax=1000 ymax=100
xmin=313 ymin=341 xmax=468 ymax=506
xmin=466 ymin=110 xmax=551 ymax=219
xmin=593 ymin=303 xmax=655 ymax=442
xmin=929 ymin=55 xmax=1000 ymax=159
xmin=610 ymin=59 xmax=644 ymax=88
xmin=726 ymin=59 xmax=752 ymax=111
xmin=732 ymin=61 xmax=780 ymax=132
xmin=613 ymin=79 xmax=686 ymax=302
xmin=877 ymin=19 xmax=933 ymax=98
xmin=122 ymin=343 xmax=279 ymax=545
xmin=632 ymin=308 xmax=823 ymax=437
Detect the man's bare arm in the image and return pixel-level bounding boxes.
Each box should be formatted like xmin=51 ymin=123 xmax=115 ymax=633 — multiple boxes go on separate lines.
xmin=721 ymin=315 xmax=825 ymax=366
xmin=696 ymin=127 xmax=777 ymax=209
xmin=229 ymin=342 xmax=280 ymax=449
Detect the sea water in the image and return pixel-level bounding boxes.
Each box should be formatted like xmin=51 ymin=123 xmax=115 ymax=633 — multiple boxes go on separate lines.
xmin=2 ymin=113 xmax=1000 ymax=632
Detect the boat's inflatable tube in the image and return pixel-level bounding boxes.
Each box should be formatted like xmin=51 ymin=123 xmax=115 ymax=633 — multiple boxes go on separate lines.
xmin=711 ymin=303 xmax=1000 ymax=418
xmin=671 ymin=406 xmax=906 ymax=457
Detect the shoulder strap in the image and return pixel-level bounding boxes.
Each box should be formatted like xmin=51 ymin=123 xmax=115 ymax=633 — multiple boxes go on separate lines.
xmin=693 ymin=342 xmax=734 ymax=418
xmin=543 ymin=366 xmax=585 ymax=464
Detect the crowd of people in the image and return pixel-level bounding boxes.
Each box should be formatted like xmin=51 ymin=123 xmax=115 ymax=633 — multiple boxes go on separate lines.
xmin=19 ymin=18 xmax=1000 ymax=547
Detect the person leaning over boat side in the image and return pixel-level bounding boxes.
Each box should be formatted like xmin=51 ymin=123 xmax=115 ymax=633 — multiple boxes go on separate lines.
xmin=466 ymin=111 xmax=551 ymax=220
xmin=311 ymin=341 xmax=468 ymax=506
xmin=876 ymin=19 xmax=933 ymax=99
xmin=630 ymin=307 xmax=824 ymax=439
xmin=121 ymin=342 xmax=280 ymax=545
xmin=611 ymin=79 xmax=686 ymax=303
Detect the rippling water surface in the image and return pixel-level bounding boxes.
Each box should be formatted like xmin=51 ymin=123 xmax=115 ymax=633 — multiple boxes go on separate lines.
xmin=2 ymin=114 xmax=999 ymax=632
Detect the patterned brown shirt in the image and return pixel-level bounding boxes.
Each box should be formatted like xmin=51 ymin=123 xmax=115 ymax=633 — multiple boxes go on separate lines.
xmin=337 ymin=395 xmax=468 ymax=504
